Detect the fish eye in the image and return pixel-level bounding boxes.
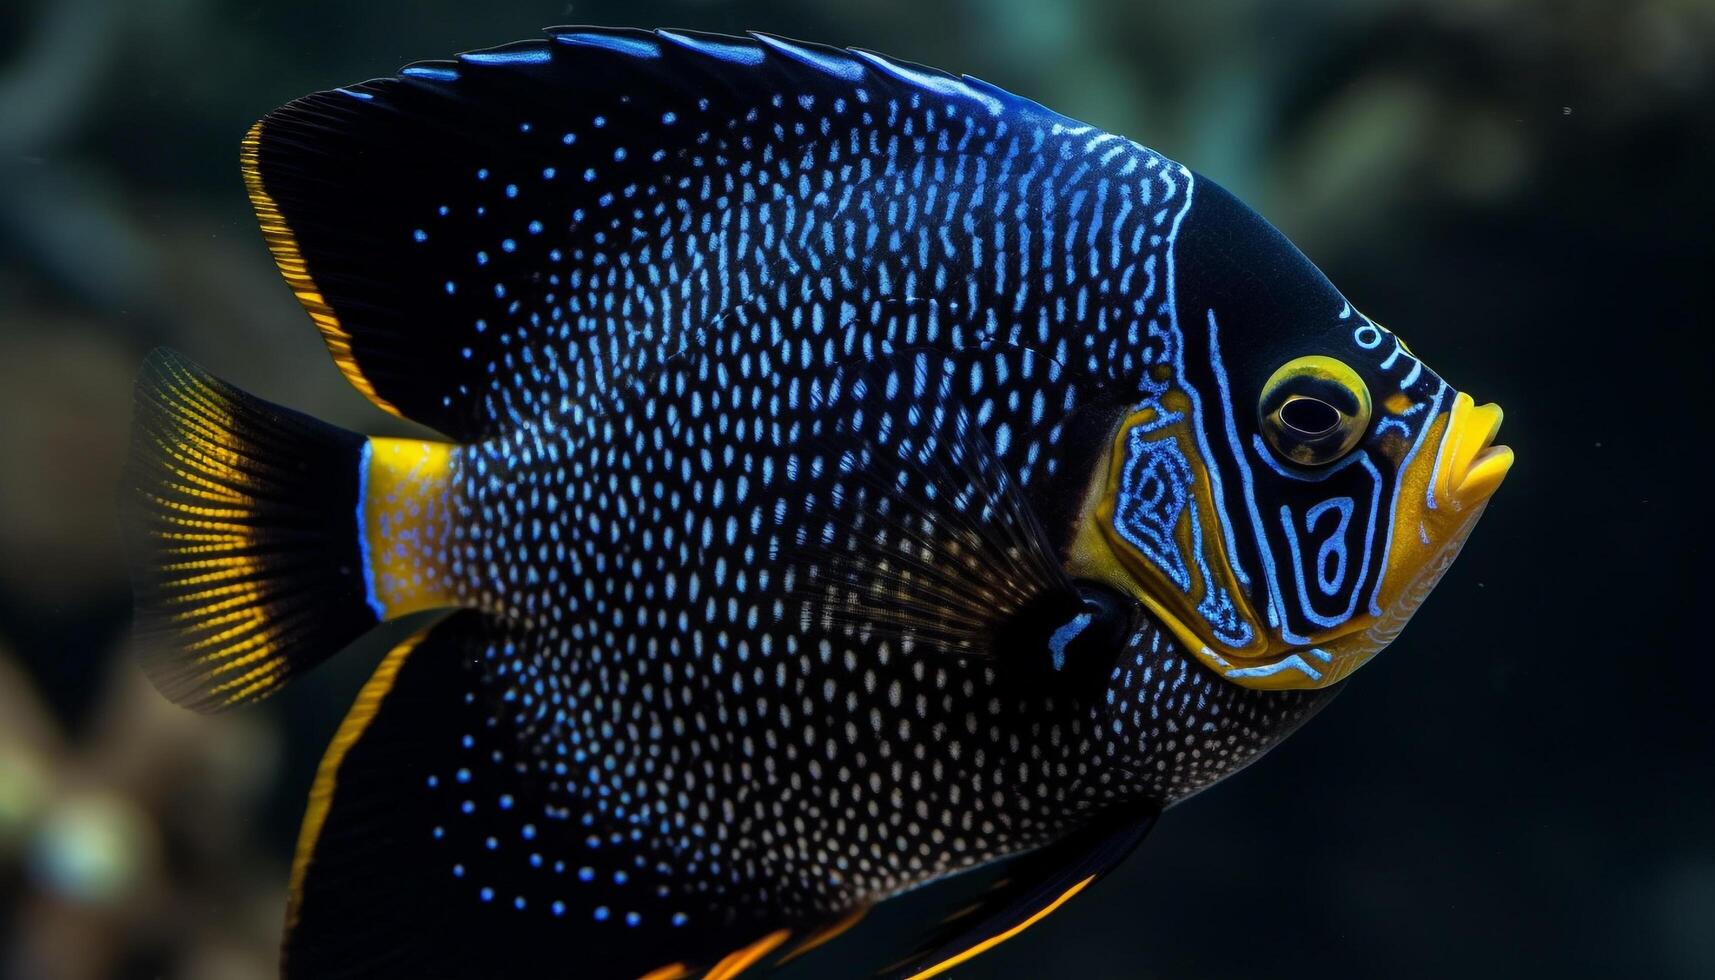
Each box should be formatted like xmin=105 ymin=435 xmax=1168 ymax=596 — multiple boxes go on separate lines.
xmin=1258 ymin=356 xmax=1372 ymax=466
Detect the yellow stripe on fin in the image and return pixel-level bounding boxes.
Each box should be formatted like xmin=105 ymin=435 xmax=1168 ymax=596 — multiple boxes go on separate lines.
xmin=241 ymin=122 xmax=404 ymax=420
xmin=703 ymin=929 xmax=790 ymax=980
xmin=285 ymin=626 xmax=430 ymax=931
xmin=776 ymin=906 xmax=870 ymax=965
xmin=902 ymin=876 xmax=1095 ymax=980
xmin=125 ymin=349 xmax=383 ymax=711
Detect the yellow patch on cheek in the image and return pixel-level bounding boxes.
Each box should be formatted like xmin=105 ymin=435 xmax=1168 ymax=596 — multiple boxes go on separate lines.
xmin=1063 ymin=403 xmax=1270 ymax=680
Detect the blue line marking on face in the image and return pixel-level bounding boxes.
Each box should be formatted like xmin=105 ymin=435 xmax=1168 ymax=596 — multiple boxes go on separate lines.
xmin=1368 ymin=380 xmax=1448 ymax=615
xmin=1224 ymin=653 xmax=1322 ymax=683
xmin=1375 ymin=416 xmax=1412 ymax=439
xmin=1113 ymin=421 xmax=1194 ymax=591
xmin=1167 ymin=175 xmax=1252 ymax=594
xmin=1399 ymin=358 xmax=1423 ymax=388
xmin=1275 ymin=455 xmax=1382 ymax=630
xmin=1424 ymin=383 xmax=1456 ymax=513
xmin=1304 ymin=497 xmax=1355 ymax=596
xmin=1207 ymin=309 xmax=1307 ymax=645
xmin=1110 ymin=402 xmax=1255 ymax=646
xmin=1189 ymin=502 xmax=1255 ymax=647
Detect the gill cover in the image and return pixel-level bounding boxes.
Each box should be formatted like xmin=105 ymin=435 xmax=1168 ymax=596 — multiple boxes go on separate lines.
xmin=1068 ymin=177 xmax=1512 ymax=690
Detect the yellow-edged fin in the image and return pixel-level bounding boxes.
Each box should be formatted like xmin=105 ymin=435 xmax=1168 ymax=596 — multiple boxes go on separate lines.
xmin=879 ymin=806 xmax=1155 ymax=980
xmin=902 ymin=876 xmax=1095 ymax=980
xmin=241 ymin=122 xmax=403 ymax=420
xmin=285 ymin=626 xmax=430 ymax=931
xmin=703 ymin=930 xmax=791 ymax=980
xmin=124 ymin=349 xmax=382 ymax=712
xmin=281 ymin=603 xmax=814 ymax=977
xmin=239 ymin=79 xmax=553 ymax=442
xmin=776 ymin=906 xmax=871 ymax=965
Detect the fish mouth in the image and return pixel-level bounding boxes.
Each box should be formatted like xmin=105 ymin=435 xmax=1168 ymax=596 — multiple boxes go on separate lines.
xmin=1437 ymin=391 xmax=1514 ymax=510
xmin=1205 ymin=392 xmax=1516 ymax=690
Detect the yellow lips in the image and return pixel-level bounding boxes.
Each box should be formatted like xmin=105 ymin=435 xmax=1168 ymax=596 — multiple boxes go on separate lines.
xmin=1435 ymin=392 xmax=1514 ymax=510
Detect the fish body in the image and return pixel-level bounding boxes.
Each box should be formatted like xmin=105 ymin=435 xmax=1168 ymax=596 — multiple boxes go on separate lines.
xmin=122 ymin=28 xmax=1511 ymax=978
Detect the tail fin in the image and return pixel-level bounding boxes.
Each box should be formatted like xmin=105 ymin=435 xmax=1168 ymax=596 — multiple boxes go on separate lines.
xmin=123 ymin=349 xmax=381 ymax=712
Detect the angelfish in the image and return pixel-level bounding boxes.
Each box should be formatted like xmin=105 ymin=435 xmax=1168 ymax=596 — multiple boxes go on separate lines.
xmin=121 ymin=27 xmax=1513 ymax=979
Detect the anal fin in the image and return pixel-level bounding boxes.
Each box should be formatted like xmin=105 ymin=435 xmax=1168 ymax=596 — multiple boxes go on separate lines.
xmin=877 ymin=805 xmax=1157 ymax=980
xmin=285 ymin=611 xmax=814 ymax=978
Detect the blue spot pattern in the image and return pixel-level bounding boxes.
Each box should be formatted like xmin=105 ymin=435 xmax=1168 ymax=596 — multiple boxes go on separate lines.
xmin=413 ymin=26 xmax=1198 ymax=922
xmin=285 ymin=28 xmax=1332 ymax=950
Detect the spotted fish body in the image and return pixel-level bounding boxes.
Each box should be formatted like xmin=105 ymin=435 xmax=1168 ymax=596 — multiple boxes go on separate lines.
xmin=122 ymin=27 xmax=1511 ymax=979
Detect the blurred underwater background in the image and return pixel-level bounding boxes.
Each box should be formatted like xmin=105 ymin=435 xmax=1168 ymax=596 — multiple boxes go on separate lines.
xmin=0 ymin=0 xmax=1710 ymax=976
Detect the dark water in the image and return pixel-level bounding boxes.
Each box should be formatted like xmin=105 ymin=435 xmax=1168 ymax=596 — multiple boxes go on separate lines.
xmin=1 ymin=1 xmax=1709 ymax=977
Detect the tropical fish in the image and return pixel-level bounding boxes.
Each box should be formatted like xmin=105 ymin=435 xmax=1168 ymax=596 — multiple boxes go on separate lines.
xmin=121 ymin=27 xmax=1513 ymax=979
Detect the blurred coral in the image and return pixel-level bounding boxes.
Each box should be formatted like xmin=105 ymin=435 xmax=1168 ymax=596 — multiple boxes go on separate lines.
xmin=1 ymin=639 xmax=284 ymax=980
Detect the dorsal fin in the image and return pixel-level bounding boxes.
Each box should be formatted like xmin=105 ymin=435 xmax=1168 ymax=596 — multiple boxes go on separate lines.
xmin=244 ymin=27 xmax=1062 ymax=440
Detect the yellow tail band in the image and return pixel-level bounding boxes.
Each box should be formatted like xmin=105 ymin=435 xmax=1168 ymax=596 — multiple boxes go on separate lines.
xmin=360 ymin=437 xmax=459 ymax=620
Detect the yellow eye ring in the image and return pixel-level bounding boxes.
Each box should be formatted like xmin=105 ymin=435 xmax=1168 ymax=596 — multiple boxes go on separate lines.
xmin=1258 ymin=356 xmax=1372 ymax=466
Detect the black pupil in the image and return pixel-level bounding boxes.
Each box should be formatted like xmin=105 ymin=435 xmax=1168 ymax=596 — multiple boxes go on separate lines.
xmin=1280 ymin=397 xmax=1341 ymax=435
